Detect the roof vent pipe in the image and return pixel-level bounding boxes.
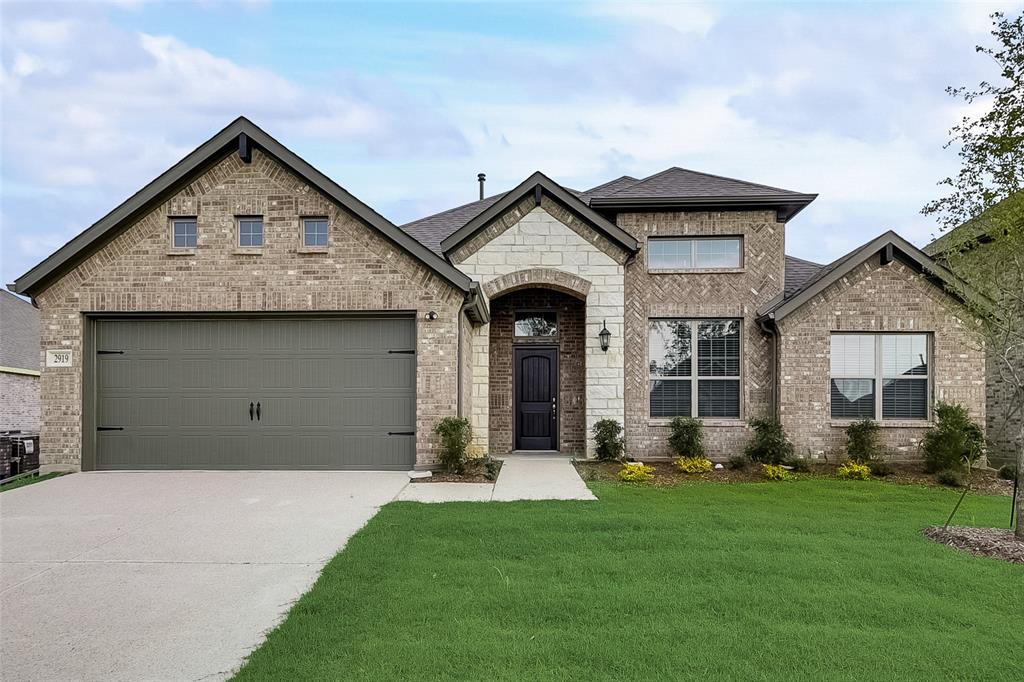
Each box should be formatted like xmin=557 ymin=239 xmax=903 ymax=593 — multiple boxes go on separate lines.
xmin=477 ymin=173 xmax=486 ymax=200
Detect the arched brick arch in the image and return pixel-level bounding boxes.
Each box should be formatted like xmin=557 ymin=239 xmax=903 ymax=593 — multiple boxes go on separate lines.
xmin=482 ymin=268 xmax=591 ymax=300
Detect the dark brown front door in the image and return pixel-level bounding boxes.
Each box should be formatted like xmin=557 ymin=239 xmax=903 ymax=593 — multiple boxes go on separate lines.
xmin=514 ymin=346 xmax=558 ymax=450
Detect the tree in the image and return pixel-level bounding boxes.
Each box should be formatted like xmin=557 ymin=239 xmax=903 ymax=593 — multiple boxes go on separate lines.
xmin=923 ymin=12 xmax=1024 ymax=538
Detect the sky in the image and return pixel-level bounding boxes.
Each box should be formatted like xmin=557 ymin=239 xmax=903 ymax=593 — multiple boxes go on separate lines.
xmin=2 ymin=0 xmax=1022 ymax=288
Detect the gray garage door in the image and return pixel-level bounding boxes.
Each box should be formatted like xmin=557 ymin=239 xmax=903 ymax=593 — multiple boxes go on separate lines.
xmin=93 ymin=317 xmax=416 ymax=470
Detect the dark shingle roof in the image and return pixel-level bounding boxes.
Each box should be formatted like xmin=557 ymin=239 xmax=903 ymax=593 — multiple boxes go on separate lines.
xmin=0 ymin=291 xmax=39 ymax=371
xmin=576 ymin=176 xmax=640 ymax=202
xmin=597 ymin=167 xmax=808 ymax=200
xmin=783 ymin=255 xmax=825 ymax=298
xmin=402 ymin=193 xmax=508 ymax=255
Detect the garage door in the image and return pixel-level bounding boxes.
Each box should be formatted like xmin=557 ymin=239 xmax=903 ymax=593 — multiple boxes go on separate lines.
xmin=93 ymin=317 xmax=416 ymax=470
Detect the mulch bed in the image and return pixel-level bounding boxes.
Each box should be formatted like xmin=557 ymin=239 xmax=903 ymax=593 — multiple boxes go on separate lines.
xmin=575 ymin=460 xmax=1016 ymax=496
xmin=923 ymin=526 xmax=1024 ymax=564
xmin=413 ymin=457 xmax=502 ymax=483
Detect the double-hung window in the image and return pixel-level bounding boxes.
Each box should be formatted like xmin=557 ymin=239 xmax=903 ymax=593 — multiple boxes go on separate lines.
xmin=649 ymin=319 xmax=741 ymax=418
xmin=830 ymin=333 xmax=930 ymax=420
xmin=648 ymin=237 xmax=742 ymax=270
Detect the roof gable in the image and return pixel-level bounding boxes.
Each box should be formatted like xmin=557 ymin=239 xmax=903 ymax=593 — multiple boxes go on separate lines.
xmin=13 ymin=117 xmax=471 ymax=296
xmin=438 ymin=171 xmax=639 ymax=258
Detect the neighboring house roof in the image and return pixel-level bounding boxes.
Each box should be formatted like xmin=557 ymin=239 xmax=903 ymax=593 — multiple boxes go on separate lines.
xmin=923 ymin=192 xmax=1023 ymax=257
xmin=438 ymin=171 xmax=640 ymax=257
xmin=760 ymin=231 xmax=984 ymax=322
xmin=0 ymin=291 xmax=40 ymax=373
xmin=11 ymin=117 xmax=472 ymax=297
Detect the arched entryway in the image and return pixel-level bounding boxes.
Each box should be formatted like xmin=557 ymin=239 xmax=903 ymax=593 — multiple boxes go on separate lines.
xmin=488 ymin=287 xmax=586 ymax=456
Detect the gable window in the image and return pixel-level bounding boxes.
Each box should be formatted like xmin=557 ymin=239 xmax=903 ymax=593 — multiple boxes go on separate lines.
xmin=303 ymin=218 xmax=328 ymax=247
xmin=515 ymin=311 xmax=557 ymax=337
xmin=648 ymin=237 xmax=742 ymax=270
xmin=649 ymin=319 xmax=741 ymax=418
xmin=171 ymin=218 xmax=197 ymax=248
xmin=238 ymin=217 xmax=263 ymax=247
xmin=830 ymin=333 xmax=930 ymax=420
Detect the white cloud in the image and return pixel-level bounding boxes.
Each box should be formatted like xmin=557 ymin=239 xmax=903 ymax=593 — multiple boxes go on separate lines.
xmin=584 ymin=1 xmax=718 ymax=36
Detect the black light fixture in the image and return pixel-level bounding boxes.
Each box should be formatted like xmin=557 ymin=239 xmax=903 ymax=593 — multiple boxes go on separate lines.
xmin=425 ymin=311 xmax=438 ymax=321
xmin=598 ymin=320 xmax=611 ymax=352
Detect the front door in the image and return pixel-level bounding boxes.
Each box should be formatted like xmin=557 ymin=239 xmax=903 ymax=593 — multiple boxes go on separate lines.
xmin=514 ymin=346 xmax=558 ymax=450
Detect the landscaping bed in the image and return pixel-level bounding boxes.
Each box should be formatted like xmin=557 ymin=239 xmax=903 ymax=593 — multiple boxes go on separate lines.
xmin=413 ymin=457 xmax=502 ymax=483
xmin=923 ymin=525 xmax=1024 ymax=564
xmin=574 ymin=459 xmax=1015 ymax=495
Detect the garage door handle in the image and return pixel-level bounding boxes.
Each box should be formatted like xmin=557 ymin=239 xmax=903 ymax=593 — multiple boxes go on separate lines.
xmin=256 ymin=402 xmax=261 ymax=421
xmin=388 ymin=431 xmax=414 ymax=436
xmin=97 ymin=427 xmax=124 ymax=431
xmin=388 ymin=349 xmax=415 ymax=354
xmin=249 ymin=402 xmax=254 ymax=421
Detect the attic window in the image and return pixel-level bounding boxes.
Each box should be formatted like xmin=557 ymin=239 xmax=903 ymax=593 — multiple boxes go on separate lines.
xmin=238 ymin=217 xmax=264 ymax=247
xmin=171 ymin=218 xmax=197 ymax=248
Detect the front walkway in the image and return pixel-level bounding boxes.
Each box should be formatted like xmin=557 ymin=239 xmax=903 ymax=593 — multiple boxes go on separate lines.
xmin=397 ymin=455 xmax=596 ymax=502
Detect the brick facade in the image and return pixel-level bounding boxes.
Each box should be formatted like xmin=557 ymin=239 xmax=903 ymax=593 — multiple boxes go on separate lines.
xmin=620 ymin=210 xmax=784 ymax=459
xmin=0 ymin=372 xmax=41 ymax=433
xmin=777 ymin=255 xmax=986 ymax=460
xmin=32 ymin=149 xmax=464 ymax=470
xmin=487 ymin=289 xmax=586 ymax=456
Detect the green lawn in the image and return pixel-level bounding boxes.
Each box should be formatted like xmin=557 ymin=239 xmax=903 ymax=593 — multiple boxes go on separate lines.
xmin=234 ymin=481 xmax=1022 ymax=681
xmin=0 ymin=471 xmax=66 ymax=492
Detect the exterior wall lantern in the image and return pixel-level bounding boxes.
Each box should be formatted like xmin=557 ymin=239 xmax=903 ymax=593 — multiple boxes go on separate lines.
xmin=598 ymin=320 xmax=611 ymax=352
xmin=425 ymin=310 xmax=438 ymax=321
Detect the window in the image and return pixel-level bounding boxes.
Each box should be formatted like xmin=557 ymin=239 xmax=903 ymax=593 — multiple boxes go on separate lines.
xmin=515 ymin=311 xmax=557 ymax=337
xmin=830 ymin=333 xmax=930 ymax=420
xmin=648 ymin=237 xmax=742 ymax=270
xmin=171 ymin=218 xmax=197 ymax=248
xmin=649 ymin=319 xmax=741 ymax=418
xmin=238 ymin=217 xmax=263 ymax=247
xmin=303 ymin=218 xmax=328 ymax=247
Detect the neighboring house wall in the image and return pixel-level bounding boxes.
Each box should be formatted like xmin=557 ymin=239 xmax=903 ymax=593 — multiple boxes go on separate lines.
xmin=32 ymin=149 xmax=463 ymax=470
xmin=452 ymin=198 xmax=628 ymax=457
xmin=0 ymin=372 xmax=40 ymax=432
xmin=620 ymin=210 xmax=785 ymax=458
xmin=777 ymin=255 xmax=986 ymax=459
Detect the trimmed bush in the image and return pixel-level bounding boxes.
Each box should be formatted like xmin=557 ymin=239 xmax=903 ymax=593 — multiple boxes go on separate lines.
xmin=762 ymin=463 xmax=793 ymax=481
xmin=922 ymin=402 xmax=985 ymax=473
xmin=433 ymin=417 xmax=472 ymax=473
xmin=937 ymin=469 xmax=965 ymax=488
xmin=618 ymin=462 xmax=656 ymax=483
xmin=785 ymin=455 xmax=812 ymax=473
xmin=668 ymin=417 xmax=705 ymax=458
xmin=727 ymin=455 xmax=749 ymax=471
xmin=745 ymin=418 xmax=794 ymax=464
xmin=846 ymin=419 xmax=881 ymax=463
xmin=997 ymin=464 xmax=1018 ymax=481
xmin=837 ymin=460 xmax=871 ymax=481
xmin=674 ymin=456 xmax=712 ymax=474
xmin=593 ymin=419 xmax=625 ymax=462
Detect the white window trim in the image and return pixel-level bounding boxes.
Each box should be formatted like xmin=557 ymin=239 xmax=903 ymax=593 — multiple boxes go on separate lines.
xmin=649 ymin=318 xmax=743 ymax=420
xmin=830 ymin=332 xmax=932 ymax=423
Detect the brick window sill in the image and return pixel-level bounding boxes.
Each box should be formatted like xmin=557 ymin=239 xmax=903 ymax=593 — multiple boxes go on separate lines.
xmin=648 ymin=418 xmax=745 ymax=428
xmin=297 ymin=246 xmax=329 ymax=254
xmin=166 ymin=249 xmax=196 ymax=256
xmin=232 ymin=248 xmax=264 ymax=256
xmin=830 ymin=420 xmax=933 ymax=428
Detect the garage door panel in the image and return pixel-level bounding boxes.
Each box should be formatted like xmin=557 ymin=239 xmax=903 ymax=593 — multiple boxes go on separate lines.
xmin=94 ymin=317 xmax=416 ymax=470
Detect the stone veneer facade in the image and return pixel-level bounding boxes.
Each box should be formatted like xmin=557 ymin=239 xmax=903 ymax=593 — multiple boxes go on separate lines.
xmin=33 ymin=149 xmax=465 ymax=470
xmin=620 ymin=210 xmax=784 ymax=458
xmin=452 ymin=199 xmax=628 ymax=457
xmin=776 ymin=255 xmax=986 ymax=460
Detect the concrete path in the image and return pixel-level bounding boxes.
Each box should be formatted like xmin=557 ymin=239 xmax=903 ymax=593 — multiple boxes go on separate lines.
xmin=398 ymin=456 xmax=596 ymax=503
xmin=0 ymin=471 xmax=408 ymax=682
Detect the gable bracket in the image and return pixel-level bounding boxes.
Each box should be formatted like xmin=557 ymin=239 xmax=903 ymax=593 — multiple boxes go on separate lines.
xmin=238 ymin=133 xmax=251 ymax=164
xmin=534 ymin=185 xmax=543 ymax=207
xmin=880 ymin=243 xmax=894 ymax=265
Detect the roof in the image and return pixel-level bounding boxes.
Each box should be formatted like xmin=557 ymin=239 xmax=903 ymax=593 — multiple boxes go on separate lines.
xmin=0 ymin=291 xmax=40 ymax=372
xmin=12 ymin=117 xmax=472 ymax=297
xmin=401 ymin=167 xmax=816 ymax=255
xmin=438 ymin=172 xmax=640 ymax=257
xmin=760 ymin=231 xmax=984 ymax=322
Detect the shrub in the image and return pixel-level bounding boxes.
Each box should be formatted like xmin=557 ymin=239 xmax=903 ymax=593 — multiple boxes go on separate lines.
xmin=922 ymin=402 xmax=985 ymax=473
xmin=727 ymin=455 xmax=748 ymax=471
xmin=785 ymin=455 xmax=812 ymax=473
xmin=674 ymin=456 xmax=712 ymax=474
xmin=837 ymin=460 xmax=871 ymax=481
xmin=762 ymin=463 xmax=793 ymax=481
xmin=668 ymin=417 xmax=705 ymax=458
xmin=745 ymin=418 xmax=794 ymax=464
xmin=618 ymin=462 xmax=655 ymax=483
xmin=868 ymin=459 xmax=894 ymax=477
xmin=997 ymin=464 xmax=1018 ymax=481
xmin=845 ymin=419 xmax=881 ymax=463
xmin=433 ymin=417 xmax=472 ymax=473
xmin=592 ymin=419 xmax=625 ymax=462
xmin=484 ymin=457 xmax=502 ymax=481
xmin=937 ymin=469 xmax=965 ymax=488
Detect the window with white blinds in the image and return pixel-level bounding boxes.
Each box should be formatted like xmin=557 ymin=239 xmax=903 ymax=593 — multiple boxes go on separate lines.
xmin=650 ymin=319 xmax=741 ymax=418
xmin=830 ymin=333 xmax=930 ymax=420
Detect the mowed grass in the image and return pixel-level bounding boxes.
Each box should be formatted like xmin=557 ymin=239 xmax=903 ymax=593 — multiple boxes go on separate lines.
xmin=0 ymin=471 xmax=66 ymax=492
xmin=234 ymin=481 xmax=1022 ymax=681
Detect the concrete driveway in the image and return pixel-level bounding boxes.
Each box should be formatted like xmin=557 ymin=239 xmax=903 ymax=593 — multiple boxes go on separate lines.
xmin=0 ymin=471 xmax=409 ymax=681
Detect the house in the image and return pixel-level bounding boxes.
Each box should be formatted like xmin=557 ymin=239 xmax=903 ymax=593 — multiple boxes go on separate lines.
xmin=10 ymin=118 xmax=985 ymax=472
xmin=0 ymin=290 xmax=41 ymax=434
